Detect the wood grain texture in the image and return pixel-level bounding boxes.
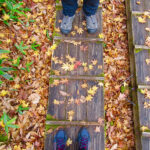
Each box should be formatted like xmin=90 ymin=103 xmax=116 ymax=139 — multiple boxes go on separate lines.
xmin=141 ymin=137 xmax=150 ymax=150
xmin=134 ymin=49 xmax=150 ymax=85
xmin=51 ymin=41 xmax=103 ymax=76
xmin=45 ymin=126 xmax=104 ymax=150
xmin=132 ymin=15 xmax=150 ymax=45
xmin=55 ymin=8 xmax=102 ymax=40
xmin=130 ymin=0 xmax=150 ymax=11
xmin=48 ymin=79 xmax=104 ymax=122
xmin=137 ymin=91 xmax=150 ymax=128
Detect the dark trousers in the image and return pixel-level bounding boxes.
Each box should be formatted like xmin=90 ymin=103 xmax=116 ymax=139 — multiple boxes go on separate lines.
xmin=61 ymin=0 xmax=99 ymax=16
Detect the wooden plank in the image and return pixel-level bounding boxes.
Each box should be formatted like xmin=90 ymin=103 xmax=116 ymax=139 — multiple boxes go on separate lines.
xmin=141 ymin=137 xmax=150 ymax=150
xmin=45 ymin=126 xmax=104 ymax=150
xmin=132 ymin=11 xmax=150 ymax=15
xmin=51 ymin=41 xmax=103 ymax=76
xmin=138 ymin=85 xmax=150 ymax=89
xmin=87 ymin=81 xmax=104 ymax=122
xmin=130 ymin=0 xmax=150 ymax=11
xmin=134 ymin=49 xmax=150 ymax=85
xmin=46 ymin=121 xmax=100 ymax=126
xmin=135 ymin=45 xmax=150 ymax=50
xmin=47 ymin=82 xmax=66 ymax=120
xmin=132 ymin=15 xmax=150 ymax=45
xmin=137 ymin=91 xmax=150 ymax=128
xmin=55 ymin=8 xmax=102 ymax=40
xmin=66 ymin=80 xmax=87 ymax=121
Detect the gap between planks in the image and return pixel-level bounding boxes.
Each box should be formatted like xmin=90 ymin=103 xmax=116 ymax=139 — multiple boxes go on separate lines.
xmin=50 ymin=75 xmax=104 ymax=81
xmin=46 ymin=120 xmax=101 ymax=126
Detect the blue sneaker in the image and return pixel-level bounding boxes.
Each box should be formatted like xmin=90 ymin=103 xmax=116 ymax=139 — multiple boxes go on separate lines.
xmin=85 ymin=14 xmax=98 ymax=34
xmin=60 ymin=15 xmax=75 ymax=35
xmin=54 ymin=130 xmax=67 ymax=150
xmin=78 ymin=128 xmax=90 ymax=150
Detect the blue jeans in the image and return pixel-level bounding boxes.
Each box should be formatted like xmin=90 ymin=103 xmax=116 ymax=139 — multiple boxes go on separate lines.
xmin=61 ymin=0 xmax=99 ymax=16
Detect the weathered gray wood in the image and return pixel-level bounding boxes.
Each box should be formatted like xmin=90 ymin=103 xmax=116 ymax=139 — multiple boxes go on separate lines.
xmin=132 ymin=15 xmax=150 ymax=45
xmin=45 ymin=126 xmax=104 ymax=150
xmin=134 ymin=49 xmax=150 ymax=85
xmin=132 ymin=11 xmax=150 ymax=15
xmin=130 ymin=0 xmax=150 ymax=11
xmin=125 ymin=0 xmax=142 ymax=149
xmin=135 ymin=45 xmax=150 ymax=50
xmin=46 ymin=121 xmax=100 ymax=126
xmin=138 ymin=91 xmax=150 ymax=128
xmin=66 ymin=80 xmax=87 ymax=121
xmin=51 ymin=41 xmax=103 ymax=76
xmin=141 ymin=137 xmax=150 ymax=150
xmin=55 ymin=8 xmax=102 ymax=40
xmin=48 ymin=83 xmax=66 ymax=120
xmin=87 ymin=81 xmax=104 ymax=122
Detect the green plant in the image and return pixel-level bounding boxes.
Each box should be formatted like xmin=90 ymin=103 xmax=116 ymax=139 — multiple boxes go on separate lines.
xmin=0 ymin=112 xmax=19 ymax=134
xmin=0 ymin=0 xmax=30 ymax=25
xmin=21 ymin=61 xmax=33 ymax=72
xmin=15 ymin=41 xmax=28 ymax=55
xmin=0 ymin=49 xmax=15 ymax=80
xmin=31 ymin=42 xmax=40 ymax=51
xmin=17 ymin=105 xmax=29 ymax=115
xmin=12 ymin=56 xmax=22 ymax=67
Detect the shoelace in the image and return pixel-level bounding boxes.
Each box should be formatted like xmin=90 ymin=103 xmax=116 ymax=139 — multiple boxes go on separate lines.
xmin=79 ymin=137 xmax=88 ymax=149
xmin=56 ymin=138 xmax=65 ymax=150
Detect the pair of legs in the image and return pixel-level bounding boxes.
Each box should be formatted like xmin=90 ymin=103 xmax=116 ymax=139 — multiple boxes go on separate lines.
xmin=62 ymin=0 xmax=99 ymax=17
xmin=60 ymin=0 xmax=100 ymax=34
xmin=54 ymin=128 xmax=90 ymax=150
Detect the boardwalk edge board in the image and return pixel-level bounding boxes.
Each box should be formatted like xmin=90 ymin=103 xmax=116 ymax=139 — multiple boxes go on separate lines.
xmin=125 ymin=0 xmax=150 ymax=149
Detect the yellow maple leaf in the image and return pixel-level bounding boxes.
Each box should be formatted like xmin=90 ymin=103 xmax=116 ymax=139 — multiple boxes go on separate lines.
xmin=69 ymin=64 xmax=74 ymax=71
xmin=71 ymin=31 xmax=76 ymax=36
xmin=0 ymin=33 xmax=5 ymax=38
xmin=77 ymin=28 xmax=84 ymax=34
xmin=0 ymin=90 xmax=9 ymax=96
xmin=0 ymin=120 xmax=5 ymax=128
xmin=13 ymin=84 xmax=20 ymax=89
xmin=66 ymin=138 xmax=72 ymax=146
xmin=52 ymin=56 xmax=59 ymax=64
xmin=89 ymin=64 xmax=93 ymax=70
xmin=87 ymin=88 xmax=96 ymax=96
xmin=50 ymin=44 xmax=57 ymax=50
xmin=84 ymin=66 xmax=88 ymax=72
xmin=92 ymin=85 xmax=98 ymax=91
xmin=3 ymin=14 xmax=10 ymax=20
xmin=92 ymin=59 xmax=98 ymax=65
xmin=53 ymin=99 xmax=60 ymax=105
xmin=141 ymin=126 xmax=149 ymax=132
xmin=20 ymin=100 xmax=29 ymax=107
xmin=81 ymin=83 xmax=88 ymax=88
xmin=146 ymin=59 xmax=150 ymax=65
xmin=67 ymin=110 xmax=75 ymax=116
xmin=138 ymin=16 xmax=146 ymax=23
xmin=145 ymin=76 xmax=150 ymax=82
xmin=82 ymin=62 xmax=87 ymax=67
xmin=53 ymin=79 xmax=60 ymax=86
xmin=99 ymin=33 xmax=104 ymax=38
xmin=62 ymin=63 xmax=70 ymax=71
xmin=86 ymin=95 xmax=93 ymax=101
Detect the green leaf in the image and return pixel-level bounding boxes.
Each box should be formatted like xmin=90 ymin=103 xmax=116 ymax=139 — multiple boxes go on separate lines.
xmin=0 ymin=49 xmax=10 ymax=54
xmin=7 ymin=124 xmax=19 ymax=128
xmin=5 ymin=126 xmax=9 ymax=135
xmin=0 ymin=67 xmax=15 ymax=72
xmin=6 ymin=117 xmax=16 ymax=125
xmin=0 ymin=70 xmax=13 ymax=80
xmin=121 ymin=86 xmax=126 ymax=93
xmin=3 ymin=112 xmax=8 ymax=124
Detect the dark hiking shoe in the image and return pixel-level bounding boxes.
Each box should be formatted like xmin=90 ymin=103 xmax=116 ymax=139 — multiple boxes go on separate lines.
xmin=78 ymin=128 xmax=90 ymax=150
xmin=54 ymin=130 xmax=67 ymax=150
xmin=85 ymin=14 xmax=98 ymax=34
xmin=60 ymin=15 xmax=75 ymax=34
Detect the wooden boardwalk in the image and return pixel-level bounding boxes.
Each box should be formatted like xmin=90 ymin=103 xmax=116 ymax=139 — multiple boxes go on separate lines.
xmin=44 ymin=1 xmax=104 ymax=150
xmin=125 ymin=0 xmax=150 ymax=149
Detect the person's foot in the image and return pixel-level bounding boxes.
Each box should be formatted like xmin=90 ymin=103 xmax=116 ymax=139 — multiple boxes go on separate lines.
xmin=54 ymin=130 xmax=67 ymax=150
xmin=78 ymin=128 xmax=90 ymax=150
xmin=85 ymin=14 xmax=98 ymax=34
xmin=60 ymin=15 xmax=75 ymax=34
